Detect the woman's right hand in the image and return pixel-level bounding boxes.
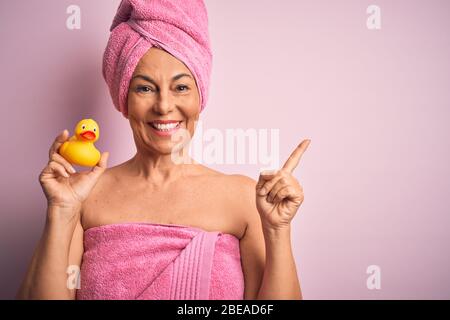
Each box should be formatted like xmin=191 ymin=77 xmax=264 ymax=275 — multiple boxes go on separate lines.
xmin=39 ymin=129 xmax=109 ymax=219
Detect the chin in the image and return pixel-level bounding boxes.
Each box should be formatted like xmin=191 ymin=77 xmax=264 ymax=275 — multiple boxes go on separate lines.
xmin=152 ymin=141 xmax=186 ymax=155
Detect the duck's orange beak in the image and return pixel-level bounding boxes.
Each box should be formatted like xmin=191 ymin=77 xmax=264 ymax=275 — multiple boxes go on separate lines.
xmin=81 ymin=131 xmax=96 ymax=141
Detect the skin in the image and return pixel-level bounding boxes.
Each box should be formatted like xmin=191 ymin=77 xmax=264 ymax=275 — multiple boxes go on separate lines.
xmin=17 ymin=47 xmax=310 ymax=300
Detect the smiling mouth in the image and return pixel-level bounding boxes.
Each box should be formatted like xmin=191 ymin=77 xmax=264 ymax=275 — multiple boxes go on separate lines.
xmin=148 ymin=121 xmax=182 ymax=132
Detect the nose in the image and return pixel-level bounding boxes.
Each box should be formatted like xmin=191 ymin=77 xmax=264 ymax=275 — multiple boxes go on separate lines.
xmin=152 ymin=88 xmax=174 ymax=115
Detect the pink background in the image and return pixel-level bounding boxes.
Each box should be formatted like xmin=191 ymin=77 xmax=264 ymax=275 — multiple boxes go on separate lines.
xmin=1 ymin=0 xmax=449 ymax=299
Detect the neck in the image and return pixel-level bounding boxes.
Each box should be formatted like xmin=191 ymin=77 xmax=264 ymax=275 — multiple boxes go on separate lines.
xmin=126 ymin=148 xmax=196 ymax=186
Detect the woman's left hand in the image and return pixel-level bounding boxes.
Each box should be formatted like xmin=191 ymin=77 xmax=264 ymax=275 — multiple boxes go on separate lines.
xmin=256 ymin=139 xmax=311 ymax=231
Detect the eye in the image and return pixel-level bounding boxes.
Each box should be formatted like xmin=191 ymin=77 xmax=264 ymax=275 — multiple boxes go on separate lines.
xmin=82 ymin=125 xmax=86 ymax=130
xmin=176 ymin=85 xmax=189 ymax=92
xmin=93 ymin=128 xmax=96 ymax=132
xmin=136 ymin=86 xmax=153 ymax=93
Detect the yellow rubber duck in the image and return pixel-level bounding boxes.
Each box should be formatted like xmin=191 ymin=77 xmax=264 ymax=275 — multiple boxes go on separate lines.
xmin=58 ymin=119 xmax=101 ymax=167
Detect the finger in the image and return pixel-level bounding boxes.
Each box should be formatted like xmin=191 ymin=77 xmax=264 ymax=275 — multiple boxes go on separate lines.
xmin=267 ymin=178 xmax=289 ymax=203
xmin=256 ymin=170 xmax=279 ymax=193
xmin=258 ymin=173 xmax=285 ymax=196
xmin=97 ymin=151 xmax=109 ymax=169
xmin=50 ymin=152 xmax=76 ymax=174
xmin=49 ymin=130 xmax=69 ymax=159
xmin=49 ymin=161 xmax=70 ymax=178
xmin=282 ymin=139 xmax=311 ymax=173
xmin=90 ymin=152 xmax=109 ymax=176
xmin=272 ymin=186 xmax=294 ymax=204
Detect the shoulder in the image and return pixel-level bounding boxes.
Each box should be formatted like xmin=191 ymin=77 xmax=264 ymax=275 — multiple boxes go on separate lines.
xmin=191 ymin=165 xmax=259 ymax=231
xmin=227 ymin=173 xmax=257 ymax=189
xmin=196 ymin=166 xmax=257 ymax=202
xmin=226 ymin=173 xmax=257 ymax=198
xmin=189 ymin=164 xmax=257 ymax=192
xmin=223 ymin=174 xmax=257 ymax=203
xmin=194 ymin=163 xmax=256 ymax=187
xmin=213 ymin=173 xmax=259 ymax=230
xmin=213 ymin=173 xmax=260 ymax=241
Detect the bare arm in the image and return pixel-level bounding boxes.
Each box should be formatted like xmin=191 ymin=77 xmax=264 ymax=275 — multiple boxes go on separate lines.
xmin=16 ymin=130 xmax=109 ymax=299
xmin=17 ymin=129 xmax=108 ymax=299
xmin=240 ymin=206 xmax=266 ymax=299
xmin=16 ymin=206 xmax=84 ymax=300
xmin=237 ymin=175 xmax=302 ymax=300
xmin=253 ymin=140 xmax=310 ymax=299
xmin=241 ymin=207 xmax=302 ymax=300
xmin=256 ymin=225 xmax=302 ymax=299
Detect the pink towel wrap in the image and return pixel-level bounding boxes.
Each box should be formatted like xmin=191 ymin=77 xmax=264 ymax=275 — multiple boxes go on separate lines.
xmin=76 ymin=223 xmax=244 ymax=300
xmin=102 ymin=0 xmax=213 ymax=118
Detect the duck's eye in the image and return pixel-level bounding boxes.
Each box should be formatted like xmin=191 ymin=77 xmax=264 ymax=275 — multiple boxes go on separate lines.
xmin=93 ymin=128 xmax=96 ymax=132
xmin=82 ymin=125 xmax=86 ymax=130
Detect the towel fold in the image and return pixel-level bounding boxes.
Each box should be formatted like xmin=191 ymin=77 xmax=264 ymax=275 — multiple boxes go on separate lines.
xmin=76 ymin=223 xmax=244 ymax=300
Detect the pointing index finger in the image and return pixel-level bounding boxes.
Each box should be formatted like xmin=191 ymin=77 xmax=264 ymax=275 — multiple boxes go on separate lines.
xmin=282 ymin=139 xmax=311 ymax=173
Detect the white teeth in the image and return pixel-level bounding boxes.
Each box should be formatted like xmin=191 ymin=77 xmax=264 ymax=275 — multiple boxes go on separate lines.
xmin=151 ymin=122 xmax=180 ymax=131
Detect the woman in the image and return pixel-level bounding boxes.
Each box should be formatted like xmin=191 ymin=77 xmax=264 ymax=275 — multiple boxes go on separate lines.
xmin=17 ymin=0 xmax=310 ymax=300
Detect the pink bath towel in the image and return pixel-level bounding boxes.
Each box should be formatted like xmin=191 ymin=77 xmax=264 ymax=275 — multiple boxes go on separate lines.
xmin=76 ymin=223 xmax=244 ymax=300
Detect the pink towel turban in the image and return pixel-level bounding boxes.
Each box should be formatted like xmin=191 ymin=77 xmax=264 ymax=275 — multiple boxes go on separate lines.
xmin=102 ymin=0 xmax=213 ymax=118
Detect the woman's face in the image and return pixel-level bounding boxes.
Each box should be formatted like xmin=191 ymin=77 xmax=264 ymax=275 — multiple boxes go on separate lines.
xmin=127 ymin=47 xmax=200 ymax=156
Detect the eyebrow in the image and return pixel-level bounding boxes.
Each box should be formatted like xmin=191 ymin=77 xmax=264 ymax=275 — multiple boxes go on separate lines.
xmin=131 ymin=73 xmax=192 ymax=85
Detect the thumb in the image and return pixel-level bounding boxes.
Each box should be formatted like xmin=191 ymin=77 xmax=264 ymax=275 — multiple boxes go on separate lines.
xmin=90 ymin=152 xmax=109 ymax=177
xmin=256 ymin=170 xmax=277 ymax=192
